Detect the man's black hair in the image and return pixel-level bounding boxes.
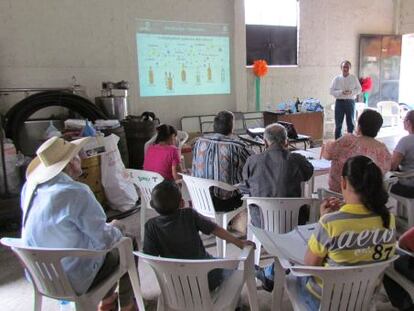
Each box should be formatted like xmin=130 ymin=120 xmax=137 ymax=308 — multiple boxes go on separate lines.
xmin=213 ymin=111 xmax=234 ymax=135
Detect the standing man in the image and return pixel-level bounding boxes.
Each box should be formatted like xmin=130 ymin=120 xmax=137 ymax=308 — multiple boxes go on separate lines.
xmin=330 ymin=60 xmax=362 ymax=139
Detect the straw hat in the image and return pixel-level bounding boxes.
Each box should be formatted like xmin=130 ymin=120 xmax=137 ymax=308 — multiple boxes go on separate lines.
xmin=26 ymin=136 xmax=90 ymax=184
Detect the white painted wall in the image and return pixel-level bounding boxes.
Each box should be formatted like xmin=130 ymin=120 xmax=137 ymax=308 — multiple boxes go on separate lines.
xmin=241 ymin=0 xmax=395 ymax=137
xmin=0 ymin=0 xmax=238 ymax=128
xmin=0 ymin=0 xmax=398 ymax=135
xmin=400 ymin=0 xmax=414 ymax=34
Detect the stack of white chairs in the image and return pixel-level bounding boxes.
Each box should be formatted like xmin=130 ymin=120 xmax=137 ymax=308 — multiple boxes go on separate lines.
xmin=384 ymin=170 xmax=414 ymax=232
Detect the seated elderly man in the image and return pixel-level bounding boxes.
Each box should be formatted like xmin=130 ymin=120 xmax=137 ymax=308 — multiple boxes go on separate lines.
xmin=21 ymin=137 xmax=136 ymax=311
xmin=239 ymin=123 xmax=313 ymax=291
xmin=192 ymin=110 xmax=252 ymax=212
xmin=240 ymin=123 xmax=313 ymax=199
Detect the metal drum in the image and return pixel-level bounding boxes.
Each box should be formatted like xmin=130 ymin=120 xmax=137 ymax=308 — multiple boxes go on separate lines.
xmin=95 ymin=96 xmax=128 ymax=120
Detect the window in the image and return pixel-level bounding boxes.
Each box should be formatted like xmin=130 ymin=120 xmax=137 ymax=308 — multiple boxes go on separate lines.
xmin=245 ymin=0 xmax=298 ymax=66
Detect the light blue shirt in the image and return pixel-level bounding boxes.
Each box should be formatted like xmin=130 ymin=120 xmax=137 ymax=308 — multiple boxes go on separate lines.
xmin=21 ymin=172 xmax=123 ymax=294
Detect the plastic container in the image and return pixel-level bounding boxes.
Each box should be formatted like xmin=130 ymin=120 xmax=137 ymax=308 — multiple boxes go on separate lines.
xmin=59 ymin=300 xmax=74 ymax=311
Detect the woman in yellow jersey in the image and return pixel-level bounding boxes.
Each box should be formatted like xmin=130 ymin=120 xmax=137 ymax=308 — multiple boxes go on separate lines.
xmin=301 ymin=155 xmax=397 ymax=310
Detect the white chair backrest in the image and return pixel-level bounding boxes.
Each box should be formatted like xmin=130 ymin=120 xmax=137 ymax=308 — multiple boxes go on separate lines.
xmin=0 ymin=237 xmax=102 ymax=299
xmin=377 ymin=101 xmax=399 ymax=115
xmin=290 ymin=257 xmax=398 ymax=311
xmin=180 ymin=174 xmax=218 ymax=218
xmin=180 ymin=174 xmax=237 ymax=219
xmin=127 ymin=169 xmax=164 ymax=205
xmin=144 ymin=130 xmax=189 ymax=155
xmin=245 ymin=197 xmax=318 ymax=233
xmin=135 ymin=251 xmax=242 ymax=311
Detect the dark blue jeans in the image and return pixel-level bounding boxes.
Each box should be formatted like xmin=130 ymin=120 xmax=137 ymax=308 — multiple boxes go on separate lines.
xmin=335 ymin=99 xmax=355 ymax=139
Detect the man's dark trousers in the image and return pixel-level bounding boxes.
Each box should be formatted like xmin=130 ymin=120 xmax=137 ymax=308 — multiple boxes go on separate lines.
xmin=335 ymin=99 xmax=355 ymax=139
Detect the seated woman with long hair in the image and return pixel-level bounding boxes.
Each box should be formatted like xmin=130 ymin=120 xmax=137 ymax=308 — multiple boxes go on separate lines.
xmin=301 ymin=155 xmax=397 ymax=310
xmin=322 ymin=109 xmax=391 ymax=193
xmin=143 ymin=124 xmax=182 ymax=181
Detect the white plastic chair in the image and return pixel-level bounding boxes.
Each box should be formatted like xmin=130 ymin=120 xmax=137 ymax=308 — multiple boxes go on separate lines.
xmin=355 ymin=102 xmax=367 ymax=121
xmin=284 ymin=256 xmax=398 ymax=311
xmin=385 ymin=244 xmax=414 ymax=304
xmin=134 ymin=246 xmax=258 ymax=311
xmin=384 ymin=170 xmax=414 ymax=232
xmin=144 ymin=130 xmax=189 ymax=155
xmin=377 ymin=101 xmax=400 ymax=127
xmin=127 ymin=169 xmax=164 ymax=243
xmin=180 ymin=174 xmax=246 ymax=257
xmin=244 ymin=197 xmax=319 ymax=265
xmin=0 ymin=237 xmax=145 ymax=311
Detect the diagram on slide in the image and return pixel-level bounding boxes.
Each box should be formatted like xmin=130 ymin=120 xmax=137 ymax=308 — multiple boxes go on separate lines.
xmin=136 ymin=33 xmax=230 ymax=97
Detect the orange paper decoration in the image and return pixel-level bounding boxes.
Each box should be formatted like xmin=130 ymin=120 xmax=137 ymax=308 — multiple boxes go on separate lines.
xmin=253 ymin=60 xmax=268 ymax=77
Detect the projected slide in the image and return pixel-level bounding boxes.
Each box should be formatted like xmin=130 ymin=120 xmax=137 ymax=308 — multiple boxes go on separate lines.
xmin=136 ymin=20 xmax=230 ymax=97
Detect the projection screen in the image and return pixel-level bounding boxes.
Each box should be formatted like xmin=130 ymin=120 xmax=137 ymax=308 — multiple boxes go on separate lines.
xmin=136 ymin=19 xmax=231 ymax=97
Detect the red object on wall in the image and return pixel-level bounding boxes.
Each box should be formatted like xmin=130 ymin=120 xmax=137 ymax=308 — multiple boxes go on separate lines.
xmin=359 ymin=77 xmax=373 ymax=92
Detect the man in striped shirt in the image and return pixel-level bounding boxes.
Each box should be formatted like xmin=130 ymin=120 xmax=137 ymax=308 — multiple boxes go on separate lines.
xmin=192 ymin=111 xmax=252 ymax=212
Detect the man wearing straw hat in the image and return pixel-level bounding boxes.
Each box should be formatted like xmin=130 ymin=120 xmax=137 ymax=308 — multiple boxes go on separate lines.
xmin=21 ymin=136 xmax=137 ymax=311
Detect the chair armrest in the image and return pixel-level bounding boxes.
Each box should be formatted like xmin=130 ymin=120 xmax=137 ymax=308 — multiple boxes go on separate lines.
xmin=386 ymin=170 xmax=414 ymax=179
xmin=210 ymin=180 xmax=239 ymax=192
xmin=397 ymin=244 xmax=414 ymax=258
xmin=239 ymin=245 xmax=254 ymax=261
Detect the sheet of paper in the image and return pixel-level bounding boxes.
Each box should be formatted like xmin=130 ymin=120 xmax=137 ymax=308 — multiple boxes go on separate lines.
xmin=250 ymin=225 xmax=308 ymax=264
xmin=309 ymin=159 xmax=331 ymax=170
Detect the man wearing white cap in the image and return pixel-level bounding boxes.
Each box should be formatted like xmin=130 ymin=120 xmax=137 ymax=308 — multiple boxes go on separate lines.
xmin=21 ymin=136 xmax=136 ymax=311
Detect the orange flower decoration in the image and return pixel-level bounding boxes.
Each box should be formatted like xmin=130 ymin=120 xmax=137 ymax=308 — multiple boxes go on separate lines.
xmin=253 ymin=60 xmax=268 ymax=77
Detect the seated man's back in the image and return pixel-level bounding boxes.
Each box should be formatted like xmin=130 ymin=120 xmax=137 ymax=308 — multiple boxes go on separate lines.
xmin=192 ymin=133 xmax=251 ymax=190
xmin=240 ymin=123 xmax=313 ymax=198
xmin=22 ymin=173 xmax=122 ymax=294
xmin=191 ymin=111 xmax=252 ymax=212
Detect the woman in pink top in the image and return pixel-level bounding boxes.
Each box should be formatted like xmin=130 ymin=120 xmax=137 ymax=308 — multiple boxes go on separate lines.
xmin=143 ymin=124 xmax=182 ymax=180
xmin=322 ymin=109 xmax=391 ymax=193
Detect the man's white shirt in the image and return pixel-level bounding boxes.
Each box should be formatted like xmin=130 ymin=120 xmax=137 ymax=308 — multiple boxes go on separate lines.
xmin=330 ymin=74 xmax=362 ymax=100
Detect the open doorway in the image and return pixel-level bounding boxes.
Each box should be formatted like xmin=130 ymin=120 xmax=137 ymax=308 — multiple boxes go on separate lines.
xmin=399 ymin=33 xmax=414 ymax=119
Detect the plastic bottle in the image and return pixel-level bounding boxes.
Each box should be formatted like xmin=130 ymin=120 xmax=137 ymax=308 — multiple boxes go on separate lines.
xmin=81 ymin=120 xmax=97 ymax=137
xmin=43 ymin=121 xmax=62 ymax=139
xmin=295 ymin=97 xmax=301 ymax=113
xmin=59 ymin=300 xmax=73 ymax=311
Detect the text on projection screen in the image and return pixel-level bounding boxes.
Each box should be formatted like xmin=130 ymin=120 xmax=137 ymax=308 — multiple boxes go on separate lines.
xmin=136 ymin=20 xmax=230 ymax=97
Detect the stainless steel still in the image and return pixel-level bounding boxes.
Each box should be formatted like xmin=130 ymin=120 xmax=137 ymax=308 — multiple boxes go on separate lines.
xmin=95 ymin=96 xmax=128 ymax=120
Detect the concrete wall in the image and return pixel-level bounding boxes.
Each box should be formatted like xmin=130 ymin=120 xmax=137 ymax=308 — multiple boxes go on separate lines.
xmin=0 ymin=0 xmax=397 ymax=135
xmin=241 ymin=0 xmax=395 ymax=137
xmin=400 ymin=0 xmax=414 ymax=34
xmin=0 ymin=0 xmax=238 ymax=127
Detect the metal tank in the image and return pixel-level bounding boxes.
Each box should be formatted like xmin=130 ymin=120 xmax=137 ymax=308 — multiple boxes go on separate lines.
xmin=95 ymin=81 xmax=129 ymax=120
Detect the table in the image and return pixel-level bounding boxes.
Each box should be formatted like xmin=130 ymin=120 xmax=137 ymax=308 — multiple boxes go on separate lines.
xmin=293 ymin=148 xmax=331 ymax=196
xmin=239 ymin=132 xmax=311 ymax=151
xmin=263 ymin=111 xmax=324 ymax=144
